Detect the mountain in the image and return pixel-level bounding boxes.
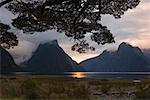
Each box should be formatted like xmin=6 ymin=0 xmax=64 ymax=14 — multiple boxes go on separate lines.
xmin=23 ymin=40 xmax=81 ymax=74
xmin=143 ymin=49 xmax=150 ymax=64
xmin=80 ymin=42 xmax=150 ymax=72
xmin=0 ymin=46 xmax=21 ymax=74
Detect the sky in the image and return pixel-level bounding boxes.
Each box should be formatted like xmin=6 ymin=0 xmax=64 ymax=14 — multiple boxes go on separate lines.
xmin=0 ymin=0 xmax=150 ymax=63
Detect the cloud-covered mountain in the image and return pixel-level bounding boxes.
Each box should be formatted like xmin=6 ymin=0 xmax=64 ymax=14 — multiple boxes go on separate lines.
xmin=23 ymin=40 xmax=81 ymax=74
xmin=0 ymin=46 xmax=21 ymax=74
xmin=80 ymin=42 xmax=150 ymax=72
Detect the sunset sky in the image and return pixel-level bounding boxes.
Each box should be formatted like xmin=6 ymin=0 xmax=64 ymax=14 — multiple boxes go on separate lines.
xmin=0 ymin=0 xmax=150 ymax=63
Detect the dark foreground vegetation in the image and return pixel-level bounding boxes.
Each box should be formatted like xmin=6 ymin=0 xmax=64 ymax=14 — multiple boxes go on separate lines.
xmin=0 ymin=76 xmax=150 ymax=100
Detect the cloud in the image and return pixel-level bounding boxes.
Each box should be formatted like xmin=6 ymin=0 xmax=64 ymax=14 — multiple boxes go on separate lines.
xmin=101 ymin=0 xmax=150 ymax=49
xmin=121 ymin=36 xmax=150 ymax=49
xmin=8 ymin=40 xmax=37 ymax=64
xmin=0 ymin=7 xmax=14 ymax=24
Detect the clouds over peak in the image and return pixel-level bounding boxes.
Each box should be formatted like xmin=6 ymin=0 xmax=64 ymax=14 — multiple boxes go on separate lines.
xmin=8 ymin=40 xmax=37 ymax=64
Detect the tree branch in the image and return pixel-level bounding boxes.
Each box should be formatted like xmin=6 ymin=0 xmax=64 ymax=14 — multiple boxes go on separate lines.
xmin=0 ymin=0 xmax=13 ymax=7
xmin=95 ymin=0 xmax=101 ymax=21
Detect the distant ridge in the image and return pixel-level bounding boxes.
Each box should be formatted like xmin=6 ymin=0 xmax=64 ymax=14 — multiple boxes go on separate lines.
xmin=23 ymin=40 xmax=82 ymax=74
xmin=80 ymin=42 xmax=150 ymax=72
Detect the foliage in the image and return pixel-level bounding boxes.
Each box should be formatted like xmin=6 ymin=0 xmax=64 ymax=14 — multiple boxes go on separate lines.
xmin=0 ymin=0 xmax=140 ymax=53
xmin=0 ymin=23 xmax=18 ymax=49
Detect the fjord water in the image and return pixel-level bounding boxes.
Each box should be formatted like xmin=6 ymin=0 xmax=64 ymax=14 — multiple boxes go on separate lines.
xmin=13 ymin=71 xmax=150 ymax=79
xmin=65 ymin=72 xmax=150 ymax=79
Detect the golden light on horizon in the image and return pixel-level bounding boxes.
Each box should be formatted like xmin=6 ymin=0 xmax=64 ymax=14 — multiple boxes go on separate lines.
xmin=72 ymin=72 xmax=85 ymax=78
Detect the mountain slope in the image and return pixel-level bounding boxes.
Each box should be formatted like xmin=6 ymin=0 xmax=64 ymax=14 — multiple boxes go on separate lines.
xmin=80 ymin=42 xmax=150 ymax=72
xmin=0 ymin=46 xmax=20 ymax=74
xmin=24 ymin=40 xmax=80 ymax=74
xmin=143 ymin=49 xmax=150 ymax=64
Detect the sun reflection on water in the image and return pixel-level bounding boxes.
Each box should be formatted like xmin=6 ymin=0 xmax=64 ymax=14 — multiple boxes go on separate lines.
xmin=72 ymin=72 xmax=85 ymax=78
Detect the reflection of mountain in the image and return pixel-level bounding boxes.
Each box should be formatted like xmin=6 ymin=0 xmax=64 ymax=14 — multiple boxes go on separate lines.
xmin=0 ymin=46 xmax=20 ymax=74
xmin=80 ymin=42 xmax=150 ymax=72
xmin=23 ymin=40 xmax=81 ymax=74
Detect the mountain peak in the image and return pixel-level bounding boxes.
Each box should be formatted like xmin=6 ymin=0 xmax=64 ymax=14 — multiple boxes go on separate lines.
xmin=118 ymin=42 xmax=143 ymax=55
xmin=118 ymin=42 xmax=133 ymax=52
xmin=50 ymin=40 xmax=58 ymax=45
xmin=39 ymin=40 xmax=59 ymax=47
xmin=46 ymin=40 xmax=59 ymax=46
xmin=119 ymin=42 xmax=131 ymax=47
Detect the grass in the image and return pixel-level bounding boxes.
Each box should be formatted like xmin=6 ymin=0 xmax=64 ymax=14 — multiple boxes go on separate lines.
xmin=0 ymin=76 xmax=150 ymax=100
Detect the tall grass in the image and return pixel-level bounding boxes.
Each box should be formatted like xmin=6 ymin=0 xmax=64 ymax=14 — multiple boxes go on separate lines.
xmin=0 ymin=76 xmax=91 ymax=99
xmin=0 ymin=76 xmax=150 ymax=100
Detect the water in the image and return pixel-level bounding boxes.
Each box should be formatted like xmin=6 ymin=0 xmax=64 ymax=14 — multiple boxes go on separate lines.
xmin=13 ymin=71 xmax=150 ymax=79
xmin=65 ymin=72 xmax=150 ymax=79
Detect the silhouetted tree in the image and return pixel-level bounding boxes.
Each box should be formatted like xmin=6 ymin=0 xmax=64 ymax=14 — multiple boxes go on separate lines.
xmin=0 ymin=22 xmax=18 ymax=49
xmin=0 ymin=0 xmax=140 ymax=53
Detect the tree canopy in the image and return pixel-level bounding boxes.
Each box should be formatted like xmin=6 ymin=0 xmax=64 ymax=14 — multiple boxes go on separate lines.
xmin=0 ymin=23 xmax=18 ymax=49
xmin=0 ymin=0 xmax=140 ymax=53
